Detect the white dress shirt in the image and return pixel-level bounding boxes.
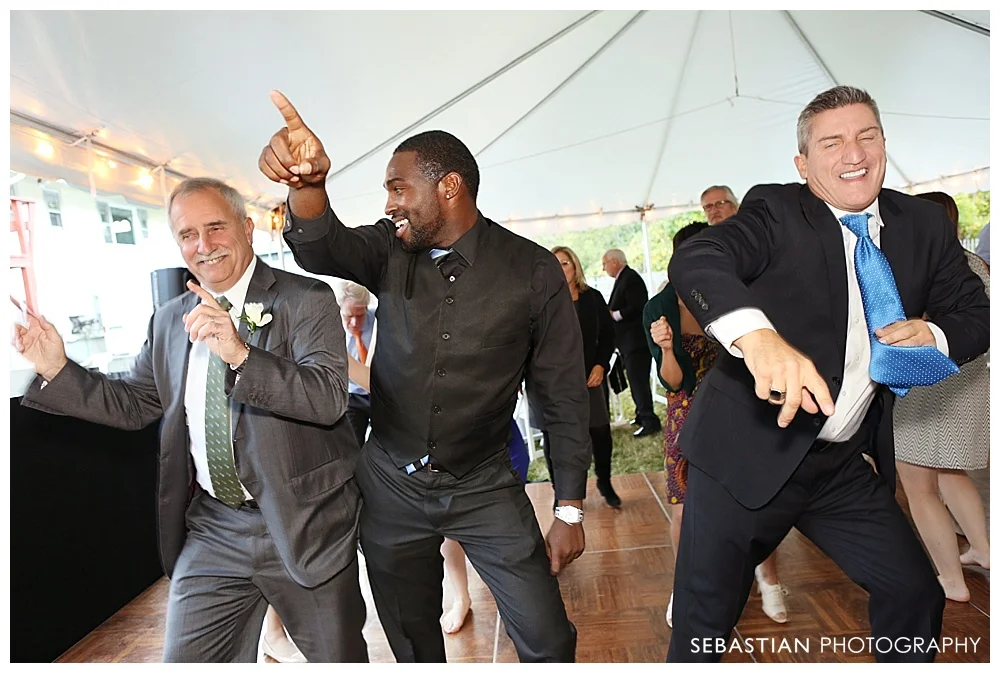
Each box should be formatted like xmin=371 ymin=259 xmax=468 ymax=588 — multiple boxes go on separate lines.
xmin=185 ymin=257 xmax=257 ymax=500
xmin=707 ymin=198 xmax=948 ymax=442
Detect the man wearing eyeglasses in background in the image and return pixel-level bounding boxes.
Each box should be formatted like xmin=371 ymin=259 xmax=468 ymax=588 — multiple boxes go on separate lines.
xmin=700 ymin=185 xmax=740 ymax=225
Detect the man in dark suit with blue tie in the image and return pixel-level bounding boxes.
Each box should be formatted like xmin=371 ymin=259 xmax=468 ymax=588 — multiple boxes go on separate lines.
xmin=665 ymin=86 xmax=989 ymax=662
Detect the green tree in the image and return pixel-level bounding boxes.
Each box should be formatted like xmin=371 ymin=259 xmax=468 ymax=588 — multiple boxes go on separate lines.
xmin=532 ymin=209 xmax=704 ymax=278
xmin=953 ymin=191 xmax=990 ymax=240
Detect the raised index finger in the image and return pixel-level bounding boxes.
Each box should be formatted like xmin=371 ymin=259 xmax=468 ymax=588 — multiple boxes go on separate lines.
xmin=186 ymin=280 xmax=221 ymax=309
xmin=270 ymin=90 xmax=307 ymax=133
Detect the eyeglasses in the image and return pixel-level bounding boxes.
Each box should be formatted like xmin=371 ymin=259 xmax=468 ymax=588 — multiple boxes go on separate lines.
xmin=702 ymin=199 xmax=734 ymax=211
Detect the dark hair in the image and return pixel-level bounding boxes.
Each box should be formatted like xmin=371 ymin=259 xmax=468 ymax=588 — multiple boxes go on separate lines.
xmin=673 ymin=221 xmax=709 ymax=250
xmin=915 ymin=191 xmax=960 ymax=232
xmin=394 ymin=130 xmax=480 ymax=201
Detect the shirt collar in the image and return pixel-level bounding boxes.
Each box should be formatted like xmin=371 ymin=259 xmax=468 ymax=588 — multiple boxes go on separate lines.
xmin=428 ymin=212 xmax=487 ymax=267
xmin=827 ymin=197 xmax=884 ymax=230
xmin=213 ymin=256 xmax=257 ymax=320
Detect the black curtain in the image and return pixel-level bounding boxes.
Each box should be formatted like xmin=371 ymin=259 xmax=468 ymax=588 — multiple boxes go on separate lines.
xmin=10 ymin=398 xmax=162 ymax=662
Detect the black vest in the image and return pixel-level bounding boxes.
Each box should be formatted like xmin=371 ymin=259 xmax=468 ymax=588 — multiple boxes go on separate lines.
xmin=369 ymin=218 xmax=538 ymax=477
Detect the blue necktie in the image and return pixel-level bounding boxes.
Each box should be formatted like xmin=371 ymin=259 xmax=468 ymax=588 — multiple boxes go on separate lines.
xmin=840 ymin=213 xmax=959 ymax=397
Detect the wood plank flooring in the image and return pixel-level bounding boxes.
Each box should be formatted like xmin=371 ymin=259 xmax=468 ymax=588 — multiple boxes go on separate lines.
xmin=57 ymin=471 xmax=989 ymax=663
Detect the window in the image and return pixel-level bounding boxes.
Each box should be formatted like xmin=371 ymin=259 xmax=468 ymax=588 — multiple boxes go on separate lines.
xmin=96 ymin=201 xmax=137 ymax=245
xmin=42 ymin=188 xmax=62 ymax=227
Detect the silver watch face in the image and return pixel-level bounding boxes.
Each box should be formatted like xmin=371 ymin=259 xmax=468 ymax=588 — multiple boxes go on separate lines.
xmin=555 ymin=506 xmax=584 ymax=524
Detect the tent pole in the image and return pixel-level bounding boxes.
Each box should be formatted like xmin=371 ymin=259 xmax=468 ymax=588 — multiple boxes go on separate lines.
xmin=159 ymin=165 xmax=168 ymax=212
xmin=85 ymin=137 xmax=97 ymax=197
xmin=638 ymin=204 xmax=665 ymax=408
xmin=638 ymin=205 xmax=654 ymax=290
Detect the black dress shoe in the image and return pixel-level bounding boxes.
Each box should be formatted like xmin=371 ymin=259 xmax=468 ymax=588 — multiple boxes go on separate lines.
xmin=597 ymin=481 xmax=622 ymax=509
xmin=633 ymin=425 xmax=659 ymax=438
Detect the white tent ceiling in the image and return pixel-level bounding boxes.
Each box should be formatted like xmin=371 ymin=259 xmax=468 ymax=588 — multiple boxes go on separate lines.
xmin=9 ymin=10 xmax=990 ymax=237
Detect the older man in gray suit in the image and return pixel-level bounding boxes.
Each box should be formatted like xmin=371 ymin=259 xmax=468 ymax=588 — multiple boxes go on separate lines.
xmin=13 ymin=177 xmax=367 ymax=662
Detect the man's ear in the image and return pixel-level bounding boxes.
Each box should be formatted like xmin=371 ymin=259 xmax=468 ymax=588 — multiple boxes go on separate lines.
xmin=440 ymin=172 xmax=462 ymax=201
xmin=793 ymin=153 xmax=808 ymax=181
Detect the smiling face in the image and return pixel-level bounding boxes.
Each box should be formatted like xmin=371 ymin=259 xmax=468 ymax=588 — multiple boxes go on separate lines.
xmin=794 ymin=103 xmax=887 ymax=213
xmin=170 ymin=188 xmax=255 ymax=294
xmin=384 ymin=150 xmax=447 ymax=253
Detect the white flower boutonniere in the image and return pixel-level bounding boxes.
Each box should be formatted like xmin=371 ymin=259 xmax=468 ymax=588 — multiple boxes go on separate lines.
xmin=239 ymin=303 xmax=273 ymax=336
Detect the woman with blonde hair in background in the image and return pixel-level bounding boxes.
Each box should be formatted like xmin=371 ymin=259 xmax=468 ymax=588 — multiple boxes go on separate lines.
xmin=544 ymin=245 xmax=620 ymax=508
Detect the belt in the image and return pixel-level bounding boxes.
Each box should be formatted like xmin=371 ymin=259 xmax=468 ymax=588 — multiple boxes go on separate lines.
xmin=403 ymin=455 xmax=447 ymax=475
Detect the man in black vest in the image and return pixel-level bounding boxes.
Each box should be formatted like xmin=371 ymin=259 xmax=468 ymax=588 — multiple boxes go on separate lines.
xmin=259 ymin=91 xmax=591 ymax=663
xmin=603 ymin=249 xmax=660 ymax=437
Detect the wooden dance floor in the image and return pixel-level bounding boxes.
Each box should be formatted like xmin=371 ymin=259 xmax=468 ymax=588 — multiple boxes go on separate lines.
xmin=58 ymin=472 xmax=989 ymax=663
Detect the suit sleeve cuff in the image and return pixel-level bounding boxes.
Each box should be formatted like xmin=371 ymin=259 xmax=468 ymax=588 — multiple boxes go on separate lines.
xmin=706 ymin=308 xmax=776 ymax=358
xmin=553 ymin=469 xmax=588 ymax=501
xmin=926 ymin=322 xmax=949 ymax=357
xmin=283 ymin=201 xmax=333 ymax=243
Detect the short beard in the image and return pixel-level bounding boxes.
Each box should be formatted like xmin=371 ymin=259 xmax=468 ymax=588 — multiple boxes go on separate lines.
xmin=400 ymin=213 xmax=446 ymax=253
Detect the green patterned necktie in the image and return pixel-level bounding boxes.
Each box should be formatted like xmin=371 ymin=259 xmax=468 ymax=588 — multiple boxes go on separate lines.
xmin=204 ymin=294 xmax=245 ymax=507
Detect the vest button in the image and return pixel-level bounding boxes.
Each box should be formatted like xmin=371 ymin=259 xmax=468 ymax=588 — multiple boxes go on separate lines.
xmin=437 ymin=369 xmax=446 ymax=377
xmin=433 ymin=405 xmax=442 ymax=414
xmin=814 ymin=418 xmax=823 ymax=427
xmin=445 ymin=297 xmax=454 ymax=305
xmin=442 ymin=333 xmax=450 ymax=340
xmin=428 ymin=440 xmax=437 ymax=450
xmin=832 ymin=376 xmax=842 ymax=386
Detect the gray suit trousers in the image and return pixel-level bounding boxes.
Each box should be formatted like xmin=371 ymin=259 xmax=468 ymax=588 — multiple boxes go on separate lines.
xmin=162 ymin=489 xmax=368 ymax=662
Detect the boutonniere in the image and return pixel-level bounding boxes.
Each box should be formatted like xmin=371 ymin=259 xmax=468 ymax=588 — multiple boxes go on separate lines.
xmin=239 ymin=302 xmax=273 ymax=336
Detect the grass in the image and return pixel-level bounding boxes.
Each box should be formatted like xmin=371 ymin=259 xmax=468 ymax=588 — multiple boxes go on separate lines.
xmin=526 ymin=392 xmax=667 ymax=483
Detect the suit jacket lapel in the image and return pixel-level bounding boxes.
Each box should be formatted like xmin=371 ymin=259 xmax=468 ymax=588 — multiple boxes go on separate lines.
xmin=231 ymin=258 xmax=278 ymax=437
xmin=876 ymin=190 xmax=914 ymax=313
xmin=800 ymin=186 xmax=849 ymax=365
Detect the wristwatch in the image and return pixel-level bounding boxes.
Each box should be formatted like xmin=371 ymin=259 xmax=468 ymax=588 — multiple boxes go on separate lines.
xmin=554 ymin=505 xmax=584 ymax=525
xmin=230 ymin=342 xmax=251 ymax=374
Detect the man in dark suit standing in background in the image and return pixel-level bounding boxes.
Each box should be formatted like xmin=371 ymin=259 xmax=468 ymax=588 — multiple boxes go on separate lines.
xmin=14 ymin=178 xmax=368 ymax=662
xmin=666 ymin=85 xmax=990 ymax=662
xmin=603 ymin=249 xmax=660 ymax=437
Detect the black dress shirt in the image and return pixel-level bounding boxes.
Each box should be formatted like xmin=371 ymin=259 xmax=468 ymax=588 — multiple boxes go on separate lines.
xmin=284 ymin=204 xmax=592 ymax=500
